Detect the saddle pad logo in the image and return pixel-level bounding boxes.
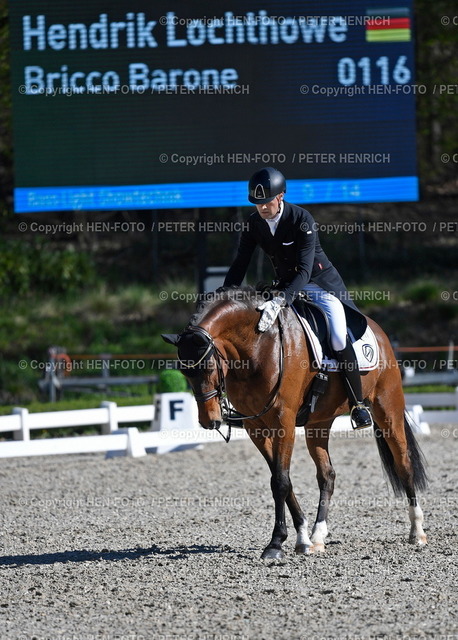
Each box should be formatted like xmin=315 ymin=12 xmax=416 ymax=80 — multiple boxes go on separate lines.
xmin=362 ymin=343 xmax=375 ymax=362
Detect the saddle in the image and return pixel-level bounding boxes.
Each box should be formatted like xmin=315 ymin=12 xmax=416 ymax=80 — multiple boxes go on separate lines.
xmin=293 ymin=295 xmax=332 ymax=355
xmin=291 ymin=293 xmax=379 ymax=426
xmin=292 ymin=293 xmax=379 ymax=373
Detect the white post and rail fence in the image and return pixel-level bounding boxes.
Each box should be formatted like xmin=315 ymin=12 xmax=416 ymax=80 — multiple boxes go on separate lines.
xmin=1 ymin=343 xmax=456 ymax=459
xmin=0 ymin=388 xmax=456 ymax=460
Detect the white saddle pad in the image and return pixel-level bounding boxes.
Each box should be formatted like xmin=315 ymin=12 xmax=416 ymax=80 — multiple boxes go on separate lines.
xmin=293 ymin=309 xmax=379 ymax=372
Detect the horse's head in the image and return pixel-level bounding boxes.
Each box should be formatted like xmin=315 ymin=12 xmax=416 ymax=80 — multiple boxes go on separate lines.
xmin=162 ymin=286 xmax=273 ymax=433
xmin=162 ymin=327 xmax=225 ymax=430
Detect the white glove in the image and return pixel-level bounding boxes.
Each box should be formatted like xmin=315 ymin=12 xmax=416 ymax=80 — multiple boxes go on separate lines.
xmin=256 ymin=296 xmax=286 ymax=332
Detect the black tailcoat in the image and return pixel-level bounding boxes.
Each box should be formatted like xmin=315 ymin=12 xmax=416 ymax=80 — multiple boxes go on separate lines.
xmin=224 ymin=202 xmax=364 ymax=328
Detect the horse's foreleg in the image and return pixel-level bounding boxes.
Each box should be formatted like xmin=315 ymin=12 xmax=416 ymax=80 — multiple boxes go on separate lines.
xmin=289 ymin=491 xmax=313 ymax=555
xmin=246 ymin=420 xmax=311 ymax=558
xmin=263 ymin=467 xmax=289 ymax=558
xmin=305 ymin=421 xmax=335 ymax=552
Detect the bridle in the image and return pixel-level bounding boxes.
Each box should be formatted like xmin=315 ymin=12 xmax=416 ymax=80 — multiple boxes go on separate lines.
xmin=177 ymin=319 xmax=285 ymax=443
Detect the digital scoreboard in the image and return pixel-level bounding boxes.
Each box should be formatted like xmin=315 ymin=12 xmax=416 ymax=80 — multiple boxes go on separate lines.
xmin=9 ymin=1 xmax=419 ymax=212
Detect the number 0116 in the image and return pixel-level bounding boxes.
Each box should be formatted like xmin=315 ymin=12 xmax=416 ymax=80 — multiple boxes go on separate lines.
xmin=337 ymin=55 xmax=411 ymax=85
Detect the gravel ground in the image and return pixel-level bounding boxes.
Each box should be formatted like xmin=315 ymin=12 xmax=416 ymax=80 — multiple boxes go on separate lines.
xmin=0 ymin=424 xmax=456 ymax=640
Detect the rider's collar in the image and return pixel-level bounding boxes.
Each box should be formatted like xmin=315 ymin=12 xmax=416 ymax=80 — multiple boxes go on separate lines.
xmin=266 ymin=201 xmax=284 ymax=234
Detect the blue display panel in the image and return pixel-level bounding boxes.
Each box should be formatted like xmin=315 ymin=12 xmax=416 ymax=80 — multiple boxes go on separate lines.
xmin=9 ymin=1 xmax=419 ymax=212
xmin=15 ymin=177 xmax=418 ymax=212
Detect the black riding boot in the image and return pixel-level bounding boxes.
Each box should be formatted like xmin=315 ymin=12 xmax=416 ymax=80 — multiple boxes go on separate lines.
xmin=335 ymin=337 xmax=373 ymax=429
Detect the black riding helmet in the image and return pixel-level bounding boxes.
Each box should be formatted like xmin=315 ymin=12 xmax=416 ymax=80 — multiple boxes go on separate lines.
xmin=248 ymin=167 xmax=286 ymax=204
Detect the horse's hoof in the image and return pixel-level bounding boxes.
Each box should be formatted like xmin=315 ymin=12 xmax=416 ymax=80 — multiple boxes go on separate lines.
xmin=295 ymin=544 xmax=313 ymax=555
xmin=409 ymin=534 xmax=427 ymax=546
xmin=310 ymin=543 xmax=326 ymax=554
xmin=261 ymin=547 xmax=285 ymax=560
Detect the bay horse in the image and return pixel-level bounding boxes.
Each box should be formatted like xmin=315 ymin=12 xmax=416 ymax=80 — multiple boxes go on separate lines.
xmin=162 ymin=287 xmax=428 ymax=559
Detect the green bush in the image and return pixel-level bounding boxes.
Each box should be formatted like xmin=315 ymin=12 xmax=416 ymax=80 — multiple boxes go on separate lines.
xmin=437 ymin=302 xmax=458 ymax=321
xmin=157 ymin=369 xmax=188 ymax=393
xmin=404 ymin=281 xmax=441 ymax=304
xmin=0 ymin=239 xmax=96 ymax=297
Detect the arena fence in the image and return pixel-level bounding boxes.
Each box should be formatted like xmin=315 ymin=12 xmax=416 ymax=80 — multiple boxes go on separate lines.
xmin=0 ymin=390 xmax=454 ymax=459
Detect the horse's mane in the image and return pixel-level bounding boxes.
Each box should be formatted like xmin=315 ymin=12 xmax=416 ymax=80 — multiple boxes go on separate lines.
xmin=189 ymin=285 xmax=265 ymax=326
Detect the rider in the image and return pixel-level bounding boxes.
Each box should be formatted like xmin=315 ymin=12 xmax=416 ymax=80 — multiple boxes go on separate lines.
xmin=223 ymin=166 xmax=373 ymax=430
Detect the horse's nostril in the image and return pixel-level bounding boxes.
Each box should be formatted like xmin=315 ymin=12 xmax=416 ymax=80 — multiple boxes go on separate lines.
xmin=201 ymin=420 xmax=222 ymax=431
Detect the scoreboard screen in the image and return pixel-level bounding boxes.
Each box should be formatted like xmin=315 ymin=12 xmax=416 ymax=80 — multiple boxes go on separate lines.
xmin=9 ymin=1 xmax=419 ymax=212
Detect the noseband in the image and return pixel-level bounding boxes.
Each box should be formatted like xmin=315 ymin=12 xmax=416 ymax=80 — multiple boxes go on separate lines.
xmin=178 ymin=320 xmax=284 ymax=442
xmin=177 ymin=326 xmax=227 ymax=404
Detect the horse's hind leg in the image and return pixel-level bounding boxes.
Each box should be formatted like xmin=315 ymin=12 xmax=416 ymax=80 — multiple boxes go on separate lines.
xmin=246 ymin=421 xmax=313 ymax=557
xmin=372 ymin=384 xmax=428 ymax=545
xmin=305 ymin=420 xmax=335 ymax=552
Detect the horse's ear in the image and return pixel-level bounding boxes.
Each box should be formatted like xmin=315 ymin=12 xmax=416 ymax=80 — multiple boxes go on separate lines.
xmin=161 ymin=333 xmax=180 ymax=345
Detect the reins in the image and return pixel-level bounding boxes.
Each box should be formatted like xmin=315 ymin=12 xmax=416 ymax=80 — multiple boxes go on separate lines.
xmin=179 ymin=315 xmax=285 ymax=443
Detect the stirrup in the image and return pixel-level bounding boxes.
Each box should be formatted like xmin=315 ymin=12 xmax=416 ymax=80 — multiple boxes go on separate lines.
xmin=350 ymin=403 xmax=373 ymax=430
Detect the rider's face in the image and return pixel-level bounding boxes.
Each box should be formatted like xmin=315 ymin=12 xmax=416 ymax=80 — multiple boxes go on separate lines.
xmin=256 ymin=193 xmax=284 ymax=220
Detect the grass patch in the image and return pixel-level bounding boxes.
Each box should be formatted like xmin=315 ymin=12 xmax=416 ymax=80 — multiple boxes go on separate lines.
xmin=1 ymin=277 xmax=457 ymax=406
xmin=0 ymin=394 xmax=156 ymax=416
xmin=350 ymin=283 xmax=396 ymax=309
xmin=404 ymin=280 xmax=442 ymax=303
xmin=403 ymin=385 xmax=456 ymax=393
xmin=0 ymin=281 xmax=195 ymax=404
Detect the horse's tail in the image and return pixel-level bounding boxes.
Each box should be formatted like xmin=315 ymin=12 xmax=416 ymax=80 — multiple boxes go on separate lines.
xmin=374 ymin=410 xmax=428 ymax=497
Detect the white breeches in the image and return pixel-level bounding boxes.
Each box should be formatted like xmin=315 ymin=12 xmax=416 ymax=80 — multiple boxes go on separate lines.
xmin=302 ymin=283 xmax=348 ymax=352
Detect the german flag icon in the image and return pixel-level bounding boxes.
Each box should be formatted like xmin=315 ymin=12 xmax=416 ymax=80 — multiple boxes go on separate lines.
xmin=366 ymin=7 xmax=411 ymax=42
